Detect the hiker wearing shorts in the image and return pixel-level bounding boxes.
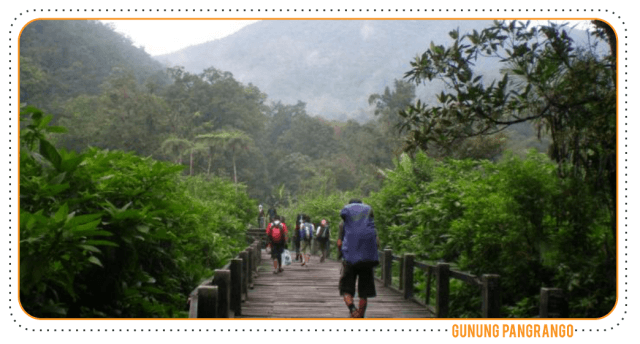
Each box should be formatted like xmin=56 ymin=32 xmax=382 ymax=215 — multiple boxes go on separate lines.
xmin=338 ymin=199 xmax=380 ymax=318
xmin=266 ymin=215 xmax=288 ymax=274
xmin=299 ymin=215 xmax=314 ymax=266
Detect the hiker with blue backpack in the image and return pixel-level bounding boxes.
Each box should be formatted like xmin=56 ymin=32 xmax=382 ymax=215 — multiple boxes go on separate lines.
xmin=299 ymin=215 xmax=314 ymax=266
xmin=337 ymin=199 xmax=380 ymax=318
xmin=266 ymin=215 xmax=288 ymax=274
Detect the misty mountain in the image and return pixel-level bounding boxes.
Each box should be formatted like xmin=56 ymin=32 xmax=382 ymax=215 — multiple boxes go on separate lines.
xmin=154 ymin=20 xmax=492 ymax=121
xmin=154 ymin=20 xmax=596 ymax=122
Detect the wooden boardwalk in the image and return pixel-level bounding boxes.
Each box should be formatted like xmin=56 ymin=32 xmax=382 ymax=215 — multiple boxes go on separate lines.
xmin=238 ymin=250 xmax=434 ymax=318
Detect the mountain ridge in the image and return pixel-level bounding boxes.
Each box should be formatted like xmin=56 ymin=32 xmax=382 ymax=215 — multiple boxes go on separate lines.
xmin=154 ymin=20 xmax=594 ymax=122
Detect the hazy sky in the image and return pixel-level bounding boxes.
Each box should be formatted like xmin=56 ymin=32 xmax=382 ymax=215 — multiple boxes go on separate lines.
xmin=100 ymin=19 xmax=591 ymax=57
xmin=100 ymin=20 xmax=259 ymax=56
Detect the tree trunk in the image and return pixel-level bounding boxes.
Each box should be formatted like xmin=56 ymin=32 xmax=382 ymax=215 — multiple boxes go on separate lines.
xmin=232 ymin=147 xmax=237 ymax=192
xmin=190 ymin=150 xmax=194 ymax=176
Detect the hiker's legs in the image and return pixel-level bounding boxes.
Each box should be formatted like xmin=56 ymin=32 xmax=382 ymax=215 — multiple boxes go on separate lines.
xmin=301 ymin=240 xmax=310 ymax=265
xmin=270 ymin=243 xmax=283 ymax=273
xmin=275 ymin=243 xmax=284 ymax=270
xmin=339 ymin=261 xmax=359 ymax=317
xmin=343 ymin=293 xmax=358 ymax=317
xmin=354 ymin=265 xmax=376 ymax=318
xmin=356 ymin=298 xmax=368 ymax=318
xmin=319 ymin=240 xmax=327 ymax=262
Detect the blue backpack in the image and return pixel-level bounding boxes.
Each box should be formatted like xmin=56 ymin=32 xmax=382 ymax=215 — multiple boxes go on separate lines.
xmin=300 ymin=223 xmax=313 ymax=241
xmin=340 ymin=203 xmax=379 ymax=265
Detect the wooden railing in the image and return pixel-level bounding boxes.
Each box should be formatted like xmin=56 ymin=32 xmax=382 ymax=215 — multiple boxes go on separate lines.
xmin=187 ymin=237 xmax=262 ymax=318
xmin=374 ymin=248 xmax=567 ymax=318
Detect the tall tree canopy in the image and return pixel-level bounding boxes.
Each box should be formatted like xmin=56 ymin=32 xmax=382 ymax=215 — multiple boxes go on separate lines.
xmin=399 ymin=20 xmax=616 ymax=244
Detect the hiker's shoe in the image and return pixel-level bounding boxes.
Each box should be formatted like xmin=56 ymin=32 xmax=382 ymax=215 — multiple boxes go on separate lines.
xmin=354 ymin=308 xmax=366 ymax=318
xmin=301 ymin=262 xmax=306 ymax=266
xmin=349 ymin=309 xmax=359 ymax=318
xmin=278 ymin=267 xmax=284 ymax=272
xmin=273 ymin=269 xmax=278 ymax=274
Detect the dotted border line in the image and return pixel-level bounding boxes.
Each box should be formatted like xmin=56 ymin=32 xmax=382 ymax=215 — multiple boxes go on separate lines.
xmin=7 ymin=8 xmax=627 ymax=334
xmin=6 ymin=8 xmax=629 ymax=12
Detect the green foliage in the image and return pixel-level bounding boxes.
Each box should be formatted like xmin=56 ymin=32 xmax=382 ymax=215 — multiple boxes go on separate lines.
xmin=282 ymin=191 xmax=358 ymax=233
xmin=57 ymin=71 xmax=171 ymax=157
xmin=400 ymin=20 xmax=615 ymax=245
xmin=366 ymin=150 xmax=614 ymax=317
xmin=20 ymin=20 xmax=167 ymax=113
xmin=20 ymin=106 xmax=252 ymax=318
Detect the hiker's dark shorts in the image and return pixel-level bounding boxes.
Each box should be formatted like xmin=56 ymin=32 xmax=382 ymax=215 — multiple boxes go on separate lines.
xmin=271 ymin=242 xmax=285 ymax=260
xmin=317 ymin=238 xmax=328 ymax=252
xmin=294 ymin=239 xmax=301 ymax=254
xmin=339 ymin=261 xmax=377 ymax=298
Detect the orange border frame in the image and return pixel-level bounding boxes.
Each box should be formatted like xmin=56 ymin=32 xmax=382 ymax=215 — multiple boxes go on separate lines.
xmin=17 ymin=17 xmax=619 ymax=322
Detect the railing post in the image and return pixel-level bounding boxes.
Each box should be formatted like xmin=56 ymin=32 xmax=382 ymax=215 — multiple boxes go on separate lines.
xmin=196 ymin=285 xmax=218 ymax=318
xmin=398 ymin=256 xmax=404 ymax=290
xmin=402 ymin=253 xmax=415 ymax=300
xmin=540 ymin=288 xmax=567 ymax=318
xmin=482 ymin=274 xmax=501 ymax=318
xmin=383 ymin=249 xmax=393 ymax=287
xmin=252 ymin=242 xmax=259 ymax=273
xmin=436 ymin=263 xmax=450 ymax=318
xmin=255 ymin=240 xmax=262 ymax=264
xmin=213 ymin=269 xmax=232 ymax=318
xmin=230 ymin=258 xmax=243 ymax=316
xmin=425 ymin=268 xmax=433 ymax=306
xmin=238 ymin=251 xmax=249 ymax=300
xmin=247 ymin=246 xmax=254 ymax=289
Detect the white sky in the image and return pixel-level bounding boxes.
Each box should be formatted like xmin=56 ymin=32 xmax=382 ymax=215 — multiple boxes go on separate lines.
xmin=100 ymin=20 xmax=259 ymax=56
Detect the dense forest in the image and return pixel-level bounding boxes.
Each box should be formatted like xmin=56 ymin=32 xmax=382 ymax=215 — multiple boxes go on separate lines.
xmin=20 ymin=19 xmax=615 ymax=318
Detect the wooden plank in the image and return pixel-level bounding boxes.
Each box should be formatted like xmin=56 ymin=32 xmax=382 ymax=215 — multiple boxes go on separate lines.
xmin=237 ymin=250 xmax=434 ymax=318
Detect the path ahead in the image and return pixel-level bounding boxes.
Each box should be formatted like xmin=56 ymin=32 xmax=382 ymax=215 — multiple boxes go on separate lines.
xmin=238 ymin=250 xmax=433 ymax=318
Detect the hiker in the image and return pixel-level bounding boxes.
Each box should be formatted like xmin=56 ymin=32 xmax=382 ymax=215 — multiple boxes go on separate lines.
xmin=267 ymin=206 xmax=277 ymax=223
xmin=293 ymin=213 xmax=304 ymax=262
xmin=266 ymin=215 xmax=288 ymax=274
xmin=258 ymin=204 xmax=266 ymax=229
xmin=316 ymin=219 xmax=330 ymax=263
xmin=338 ymin=199 xmax=380 ymax=318
xmin=299 ymin=215 xmax=314 ymax=266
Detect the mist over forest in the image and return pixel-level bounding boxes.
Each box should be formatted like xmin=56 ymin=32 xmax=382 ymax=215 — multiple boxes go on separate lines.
xmin=19 ymin=19 xmax=616 ymax=319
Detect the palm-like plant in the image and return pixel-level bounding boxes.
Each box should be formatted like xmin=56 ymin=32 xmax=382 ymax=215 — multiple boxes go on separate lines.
xmin=195 ymin=133 xmax=224 ymax=176
xmin=160 ymin=136 xmax=207 ymax=176
xmin=206 ymin=130 xmax=254 ymax=189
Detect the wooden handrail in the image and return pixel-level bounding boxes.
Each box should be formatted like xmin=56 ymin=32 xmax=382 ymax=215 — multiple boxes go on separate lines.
xmin=188 ymin=237 xmax=261 ymax=318
xmin=377 ymin=247 xmax=564 ymax=318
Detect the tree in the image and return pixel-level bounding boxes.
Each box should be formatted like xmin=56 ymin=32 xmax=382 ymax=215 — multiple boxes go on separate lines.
xmin=399 ymin=20 xmax=616 ymax=245
xmin=208 ymin=130 xmax=254 ymax=190
xmin=195 ymin=133 xmax=224 ymax=175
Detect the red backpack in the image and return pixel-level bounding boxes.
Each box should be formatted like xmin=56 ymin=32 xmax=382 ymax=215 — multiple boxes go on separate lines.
xmin=269 ymin=222 xmax=285 ymax=244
